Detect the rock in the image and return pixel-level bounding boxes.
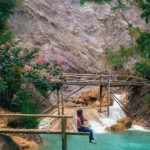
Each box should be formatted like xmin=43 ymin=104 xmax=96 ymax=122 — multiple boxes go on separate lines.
xmin=0 ymin=119 xmax=7 ymax=128
xmin=67 ymin=102 xmax=77 ymax=107
xmin=0 ymin=134 xmax=21 ymax=150
xmin=109 ymin=123 xmax=126 ymax=131
xmin=106 ymin=117 xmax=132 ymax=132
xmin=80 ymin=88 xmax=99 ymax=102
xmin=12 ymin=136 xmax=38 ymax=150
xmin=10 ymin=0 xmax=148 ymax=73
xmin=80 ymin=88 xmax=110 ymax=107
xmin=117 ymin=117 xmax=132 ymax=129
xmin=91 ymin=100 xmax=100 ymax=108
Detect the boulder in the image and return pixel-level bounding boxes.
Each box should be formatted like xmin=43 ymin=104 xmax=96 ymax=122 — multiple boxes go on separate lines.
xmin=80 ymin=88 xmax=98 ymax=102
xmin=105 ymin=117 xmax=132 ymax=132
xmin=0 ymin=134 xmax=21 ymax=150
xmin=110 ymin=123 xmax=126 ymax=131
xmin=80 ymin=88 xmax=111 ymax=107
xmin=12 ymin=136 xmax=38 ymax=150
xmin=117 ymin=117 xmax=132 ymax=129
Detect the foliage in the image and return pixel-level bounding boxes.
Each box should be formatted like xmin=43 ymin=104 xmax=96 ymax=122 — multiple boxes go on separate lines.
xmin=105 ymin=46 xmax=135 ymax=67
xmin=129 ymin=26 xmax=141 ymax=40
xmin=8 ymin=117 xmax=39 ymax=129
xmin=111 ymin=0 xmax=129 ymax=11
xmin=144 ymin=94 xmax=150 ymax=106
xmin=0 ymin=0 xmax=17 ymax=41
xmin=136 ymin=32 xmax=150 ymax=58
xmin=134 ymin=0 xmax=150 ymax=23
xmin=80 ymin=0 xmax=111 ymax=5
xmin=0 ymin=43 xmax=64 ymax=128
xmin=134 ymin=62 xmax=150 ymax=79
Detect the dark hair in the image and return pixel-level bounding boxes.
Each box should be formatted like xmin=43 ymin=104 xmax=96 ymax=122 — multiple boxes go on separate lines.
xmin=77 ymin=109 xmax=83 ymax=117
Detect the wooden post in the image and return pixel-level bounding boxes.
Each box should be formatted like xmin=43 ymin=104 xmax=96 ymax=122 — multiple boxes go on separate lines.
xmin=62 ymin=117 xmax=67 ymax=150
xmin=99 ymin=85 xmax=103 ymax=112
xmin=61 ymin=87 xmax=64 ymax=115
xmin=57 ymin=89 xmax=60 ymax=115
xmin=107 ymin=78 xmax=110 ymax=116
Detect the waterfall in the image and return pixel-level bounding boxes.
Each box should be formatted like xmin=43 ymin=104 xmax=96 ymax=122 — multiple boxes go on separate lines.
xmin=89 ymin=94 xmax=126 ymax=133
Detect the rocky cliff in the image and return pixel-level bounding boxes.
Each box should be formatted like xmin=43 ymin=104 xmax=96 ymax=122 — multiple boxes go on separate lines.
xmin=10 ymin=0 xmax=148 ymax=73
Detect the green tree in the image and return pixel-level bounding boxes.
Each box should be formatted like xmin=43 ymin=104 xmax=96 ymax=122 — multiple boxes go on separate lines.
xmin=0 ymin=0 xmax=17 ymax=42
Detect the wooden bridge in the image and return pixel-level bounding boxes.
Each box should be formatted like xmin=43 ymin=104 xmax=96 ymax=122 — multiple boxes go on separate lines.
xmin=0 ymin=73 xmax=149 ymax=150
xmin=42 ymin=73 xmax=150 ymax=115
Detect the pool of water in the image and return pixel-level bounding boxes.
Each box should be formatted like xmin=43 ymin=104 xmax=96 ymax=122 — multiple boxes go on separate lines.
xmin=38 ymin=131 xmax=150 ymax=150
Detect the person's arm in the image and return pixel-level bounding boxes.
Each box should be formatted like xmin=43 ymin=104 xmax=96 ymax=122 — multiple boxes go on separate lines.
xmin=83 ymin=116 xmax=87 ymax=121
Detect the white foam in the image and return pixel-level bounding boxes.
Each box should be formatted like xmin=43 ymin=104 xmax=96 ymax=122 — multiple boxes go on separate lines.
xmin=129 ymin=125 xmax=150 ymax=132
xmin=89 ymin=120 xmax=107 ymax=134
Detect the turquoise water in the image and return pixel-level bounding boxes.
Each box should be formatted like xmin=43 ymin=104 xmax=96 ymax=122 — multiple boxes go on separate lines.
xmin=39 ymin=131 xmax=150 ymax=150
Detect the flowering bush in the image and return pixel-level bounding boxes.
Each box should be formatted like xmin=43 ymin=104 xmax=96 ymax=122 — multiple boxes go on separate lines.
xmin=0 ymin=43 xmax=65 ymax=128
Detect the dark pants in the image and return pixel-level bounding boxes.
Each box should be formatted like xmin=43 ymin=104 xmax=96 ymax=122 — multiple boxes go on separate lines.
xmin=78 ymin=127 xmax=94 ymax=142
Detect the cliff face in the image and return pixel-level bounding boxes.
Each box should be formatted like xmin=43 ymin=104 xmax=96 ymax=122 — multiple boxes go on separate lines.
xmin=10 ymin=0 xmax=148 ymax=73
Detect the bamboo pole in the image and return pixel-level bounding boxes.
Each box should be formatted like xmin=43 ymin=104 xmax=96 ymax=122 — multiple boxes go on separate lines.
xmin=107 ymin=78 xmax=110 ymax=116
xmin=61 ymin=87 xmax=64 ymax=115
xmin=62 ymin=117 xmax=67 ymax=150
xmin=0 ymin=114 xmax=73 ymax=118
xmin=99 ymin=85 xmax=103 ymax=112
xmin=57 ymin=89 xmax=60 ymax=115
xmin=0 ymin=129 xmax=89 ymax=135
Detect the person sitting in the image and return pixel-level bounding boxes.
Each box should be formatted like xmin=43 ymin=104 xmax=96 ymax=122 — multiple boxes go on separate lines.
xmin=76 ymin=108 xmax=96 ymax=144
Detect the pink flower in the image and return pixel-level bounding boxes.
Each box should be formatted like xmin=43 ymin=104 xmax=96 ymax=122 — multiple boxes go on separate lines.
xmin=13 ymin=94 xmax=17 ymax=99
xmin=23 ymin=65 xmax=32 ymax=71
xmin=56 ymin=66 xmax=61 ymax=70
xmin=48 ymin=65 xmax=54 ymax=70
xmin=20 ymin=84 xmax=27 ymax=89
xmin=43 ymin=73 xmax=51 ymax=81
xmin=51 ymin=77 xmax=59 ymax=83
xmin=36 ymin=56 xmax=47 ymax=65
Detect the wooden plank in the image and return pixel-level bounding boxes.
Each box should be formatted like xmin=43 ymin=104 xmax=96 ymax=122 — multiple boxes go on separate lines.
xmin=0 ymin=129 xmax=89 ymax=135
xmin=0 ymin=114 xmax=73 ymax=118
xmin=64 ymin=81 xmax=147 ymax=86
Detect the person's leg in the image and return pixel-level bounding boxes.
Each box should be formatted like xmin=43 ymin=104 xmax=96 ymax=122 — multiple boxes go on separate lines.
xmin=78 ymin=127 xmax=94 ymax=142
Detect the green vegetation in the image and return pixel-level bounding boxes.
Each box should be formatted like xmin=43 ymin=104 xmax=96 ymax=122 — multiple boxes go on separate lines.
xmin=134 ymin=32 xmax=150 ymax=79
xmin=0 ymin=0 xmax=17 ymax=43
xmin=144 ymin=94 xmax=150 ymax=106
xmin=136 ymin=32 xmax=150 ymax=58
xmin=105 ymin=46 xmax=135 ymax=67
xmin=134 ymin=0 xmax=150 ymax=23
xmin=0 ymin=43 xmax=64 ymax=128
xmin=0 ymin=0 xmax=65 ymax=128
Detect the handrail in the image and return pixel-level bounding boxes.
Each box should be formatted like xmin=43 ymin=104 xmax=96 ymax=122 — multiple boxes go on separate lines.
xmin=0 ymin=114 xmax=73 ymax=118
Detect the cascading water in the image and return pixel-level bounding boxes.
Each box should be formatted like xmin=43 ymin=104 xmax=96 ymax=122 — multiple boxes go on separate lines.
xmin=88 ymin=94 xmax=126 ymax=133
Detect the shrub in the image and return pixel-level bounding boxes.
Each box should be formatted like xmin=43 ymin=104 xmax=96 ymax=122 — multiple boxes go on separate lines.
xmin=134 ymin=0 xmax=150 ymax=23
xmin=144 ymin=94 xmax=150 ymax=106
xmin=134 ymin=62 xmax=150 ymax=79
xmin=105 ymin=46 xmax=135 ymax=67
xmin=0 ymin=44 xmax=64 ymax=128
xmin=136 ymin=32 xmax=150 ymax=58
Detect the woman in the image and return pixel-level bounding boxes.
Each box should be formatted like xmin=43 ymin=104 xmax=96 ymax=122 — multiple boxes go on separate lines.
xmin=76 ymin=109 xmax=96 ymax=144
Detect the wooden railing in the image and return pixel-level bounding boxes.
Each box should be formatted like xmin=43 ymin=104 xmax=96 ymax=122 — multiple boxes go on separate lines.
xmin=0 ymin=114 xmax=89 ymax=150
